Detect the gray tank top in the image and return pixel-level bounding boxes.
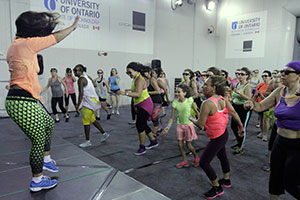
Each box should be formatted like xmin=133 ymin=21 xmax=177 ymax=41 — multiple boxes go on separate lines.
xmin=50 ymin=78 xmax=64 ymax=97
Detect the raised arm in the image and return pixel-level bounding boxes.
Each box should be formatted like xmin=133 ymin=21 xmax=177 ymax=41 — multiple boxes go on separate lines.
xmin=53 ymin=15 xmax=79 ymax=43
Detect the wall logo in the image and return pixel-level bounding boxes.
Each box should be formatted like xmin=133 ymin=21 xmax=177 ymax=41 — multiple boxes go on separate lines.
xmin=232 ymin=21 xmax=238 ymax=30
xmin=44 ymin=0 xmax=57 ymax=11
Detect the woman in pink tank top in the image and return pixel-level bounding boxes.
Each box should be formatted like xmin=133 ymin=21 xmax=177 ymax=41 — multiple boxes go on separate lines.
xmin=63 ymin=68 xmax=79 ymax=117
xmin=190 ymin=75 xmax=243 ymax=199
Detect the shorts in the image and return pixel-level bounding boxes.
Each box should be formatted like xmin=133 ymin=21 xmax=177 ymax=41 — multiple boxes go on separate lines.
xmin=110 ymin=89 xmax=120 ymax=95
xmin=177 ymin=123 xmax=198 ymax=141
xmin=81 ymin=107 xmax=96 ymax=125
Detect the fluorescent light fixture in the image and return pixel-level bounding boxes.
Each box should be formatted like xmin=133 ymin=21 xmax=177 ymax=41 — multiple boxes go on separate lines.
xmin=206 ymin=0 xmax=216 ymax=11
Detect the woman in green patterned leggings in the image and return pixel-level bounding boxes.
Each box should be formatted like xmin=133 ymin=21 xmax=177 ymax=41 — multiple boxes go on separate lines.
xmin=5 ymin=11 xmax=79 ymax=192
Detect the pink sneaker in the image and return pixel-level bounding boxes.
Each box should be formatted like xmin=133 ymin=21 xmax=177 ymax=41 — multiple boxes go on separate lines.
xmin=176 ymin=161 xmax=189 ymax=168
xmin=192 ymin=156 xmax=199 ymax=167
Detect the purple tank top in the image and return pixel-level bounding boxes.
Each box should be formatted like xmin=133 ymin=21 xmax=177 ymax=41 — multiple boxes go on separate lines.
xmin=274 ymin=87 xmax=300 ymax=130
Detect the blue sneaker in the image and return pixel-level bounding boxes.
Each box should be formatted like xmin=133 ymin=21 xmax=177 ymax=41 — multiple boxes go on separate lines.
xmin=146 ymin=140 xmax=159 ymax=149
xmin=134 ymin=145 xmax=146 ymax=156
xmin=43 ymin=160 xmax=59 ymax=172
xmin=30 ymin=176 xmax=57 ymax=192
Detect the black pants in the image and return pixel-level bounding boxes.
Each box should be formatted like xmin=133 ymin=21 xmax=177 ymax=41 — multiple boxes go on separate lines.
xmin=136 ymin=107 xmax=151 ymax=134
xmin=51 ymin=96 xmax=66 ymax=115
xmin=231 ymin=104 xmax=252 ymax=147
xmin=200 ymin=129 xmax=230 ymax=181
xmin=65 ymin=93 xmax=77 ymax=107
xmin=269 ymin=135 xmax=300 ymax=199
xmin=268 ymin=124 xmax=277 ymax=151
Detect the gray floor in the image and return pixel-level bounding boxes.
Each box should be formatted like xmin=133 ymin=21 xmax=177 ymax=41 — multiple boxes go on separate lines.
xmin=0 ymin=105 xmax=295 ymax=200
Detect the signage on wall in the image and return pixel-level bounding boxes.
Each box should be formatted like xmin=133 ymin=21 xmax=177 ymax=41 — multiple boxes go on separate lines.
xmin=30 ymin=0 xmax=155 ymax=54
xmin=225 ymin=11 xmax=267 ymax=58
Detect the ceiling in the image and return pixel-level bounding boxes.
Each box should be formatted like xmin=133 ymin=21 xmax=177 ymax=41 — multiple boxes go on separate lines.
xmin=284 ymin=0 xmax=300 ymax=17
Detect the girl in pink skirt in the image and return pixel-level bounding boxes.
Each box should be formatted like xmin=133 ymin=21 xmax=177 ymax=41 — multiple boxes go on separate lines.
xmin=163 ymin=84 xmax=199 ymax=168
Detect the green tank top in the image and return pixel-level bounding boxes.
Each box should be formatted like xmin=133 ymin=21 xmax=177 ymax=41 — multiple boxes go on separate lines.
xmin=232 ymin=83 xmax=249 ymax=104
xmin=131 ymin=73 xmax=150 ymax=104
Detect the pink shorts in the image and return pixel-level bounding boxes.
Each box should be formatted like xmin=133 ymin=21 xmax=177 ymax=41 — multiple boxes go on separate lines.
xmin=177 ymin=123 xmax=198 ymax=141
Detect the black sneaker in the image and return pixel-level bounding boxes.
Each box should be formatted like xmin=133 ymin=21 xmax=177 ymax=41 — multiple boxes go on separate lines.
xmin=218 ymin=178 xmax=232 ymax=188
xmin=65 ymin=114 xmax=70 ymax=122
xmin=146 ymin=140 xmax=159 ymax=149
xmin=134 ymin=145 xmax=146 ymax=156
xmin=203 ymin=186 xmax=224 ymax=199
xmin=96 ymin=116 xmax=101 ymax=120
xmin=107 ymin=114 xmax=111 ymax=120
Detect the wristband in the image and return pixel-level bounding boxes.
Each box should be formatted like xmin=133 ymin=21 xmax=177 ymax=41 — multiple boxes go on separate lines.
xmin=125 ymin=91 xmax=129 ymax=96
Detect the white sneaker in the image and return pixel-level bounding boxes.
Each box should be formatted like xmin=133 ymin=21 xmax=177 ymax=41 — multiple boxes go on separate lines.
xmin=256 ymin=123 xmax=260 ymax=128
xmin=262 ymin=135 xmax=268 ymax=142
xmin=116 ymin=111 xmax=120 ymax=115
xmin=101 ymin=132 xmax=110 ymax=142
xmin=79 ymin=141 xmax=92 ymax=148
xmin=111 ymin=110 xmax=115 ymax=115
xmin=257 ymin=132 xmax=263 ymax=139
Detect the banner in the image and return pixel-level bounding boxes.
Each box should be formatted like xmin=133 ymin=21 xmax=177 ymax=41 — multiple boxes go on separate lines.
xmin=30 ymin=0 xmax=155 ymax=54
xmin=225 ymin=11 xmax=267 ymax=58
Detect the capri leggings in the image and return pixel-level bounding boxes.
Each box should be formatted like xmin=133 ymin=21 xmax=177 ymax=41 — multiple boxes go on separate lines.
xmin=51 ymin=96 xmax=66 ymax=115
xmin=5 ymin=94 xmax=54 ymax=174
xmin=269 ymin=135 xmax=300 ymax=199
xmin=200 ymin=129 xmax=230 ymax=181
xmin=136 ymin=107 xmax=152 ymax=134
xmin=65 ymin=93 xmax=77 ymax=107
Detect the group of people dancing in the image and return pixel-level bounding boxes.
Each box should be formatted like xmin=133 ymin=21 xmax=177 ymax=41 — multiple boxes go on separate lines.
xmin=4 ymin=11 xmax=300 ymax=200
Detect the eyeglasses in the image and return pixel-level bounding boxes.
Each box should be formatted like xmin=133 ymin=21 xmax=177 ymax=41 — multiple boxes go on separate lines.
xmin=261 ymin=75 xmax=269 ymax=78
xmin=182 ymin=73 xmax=190 ymax=76
xmin=280 ymin=70 xmax=300 ymax=75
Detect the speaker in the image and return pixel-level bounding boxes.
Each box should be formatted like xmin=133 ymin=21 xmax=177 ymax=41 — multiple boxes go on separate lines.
xmin=151 ymin=59 xmax=161 ymax=69
xmin=37 ymin=54 xmax=44 ymax=75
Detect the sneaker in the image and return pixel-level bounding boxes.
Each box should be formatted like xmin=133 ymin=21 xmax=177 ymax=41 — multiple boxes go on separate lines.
xmin=192 ymin=156 xmax=199 ymax=167
xmin=116 ymin=111 xmax=120 ymax=115
xmin=65 ymin=114 xmax=70 ymax=122
xmin=233 ymin=147 xmax=244 ymax=155
xmin=101 ymin=132 xmax=110 ymax=142
xmin=146 ymin=140 xmax=159 ymax=149
xmin=30 ymin=176 xmax=57 ymax=192
xmin=111 ymin=110 xmax=115 ymax=115
xmin=218 ymin=178 xmax=232 ymax=188
xmin=134 ymin=145 xmax=146 ymax=156
xmin=55 ymin=118 xmax=60 ymax=123
xmin=262 ymin=135 xmax=268 ymax=142
xmin=107 ymin=114 xmax=111 ymax=120
xmin=128 ymin=120 xmax=136 ymax=125
xmin=176 ymin=161 xmax=189 ymax=168
xmin=256 ymin=123 xmax=260 ymax=128
xmin=96 ymin=116 xmax=101 ymax=120
xmin=257 ymin=132 xmax=263 ymax=139
xmin=79 ymin=140 xmax=92 ymax=148
xmin=230 ymin=142 xmax=239 ymax=150
xmin=262 ymin=163 xmax=270 ymax=172
xmin=203 ymin=186 xmax=224 ymax=199
xmin=43 ymin=160 xmax=59 ymax=173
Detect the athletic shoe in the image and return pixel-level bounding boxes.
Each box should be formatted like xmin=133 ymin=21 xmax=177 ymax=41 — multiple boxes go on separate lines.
xmin=203 ymin=186 xmax=224 ymax=199
xmin=96 ymin=116 xmax=101 ymax=120
xmin=101 ymin=132 xmax=110 ymax=142
xmin=262 ymin=163 xmax=270 ymax=172
xmin=65 ymin=114 xmax=70 ymax=122
xmin=233 ymin=147 xmax=244 ymax=155
xmin=79 ymin=141 xmax=92 ymax=148
xmin=43 ymin=160 xmax=59 ymax=173
xmin=111 ymin=110 xmax=115 ymax=115
xmin=128 ymin=120 xmax=136 ymax=125
xmin=256 ymin=123 xmax=260 ymax=128
xmin=116 ymin=111 xmax=120 ymax=115
xmin=257 ymin=132 xmax=263 ymax=139
xmin=30 ymin=176 xmax=57 ymax=192
xmin=134 ymin=145 xmax=146 ymax=155
xmin=230 ymin=142 xmax=239 ymax=150
xmin=55 ymin=119 xmax=60 ymax=123
xmin=192 ymin=156 xmax=199 ymax=167
xmin=262 ymin=135 xmax=268 ymax=142
xmin=176 ymin=161 xmax=189 ymax=168
xmin=218 ymin=178 xmax=232 ymax=188
xmin=146 ymin=140 xmax=159 ymax=149
xmin=107 ymin=114 xmax=111 ymax=120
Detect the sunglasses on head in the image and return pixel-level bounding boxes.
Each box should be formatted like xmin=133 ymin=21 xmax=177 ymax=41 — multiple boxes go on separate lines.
xmin=280 ymin=70 xmax=300 ymax=75
xmin=182 ymin=73 xmax=190 ymax=76
xmin=261 ymin=75 xmax=269 ymax=78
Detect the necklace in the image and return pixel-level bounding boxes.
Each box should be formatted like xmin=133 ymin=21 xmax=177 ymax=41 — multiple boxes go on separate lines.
xmin=280 ymin=87 xmax=298 ymax=99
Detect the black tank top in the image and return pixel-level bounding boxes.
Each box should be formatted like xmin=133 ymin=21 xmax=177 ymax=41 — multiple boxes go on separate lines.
xmin=148 ymin=82 xmax=162 ymax=103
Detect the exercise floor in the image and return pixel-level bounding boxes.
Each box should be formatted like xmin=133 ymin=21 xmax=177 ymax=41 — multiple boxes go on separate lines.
xmin=0 ymin=105 xmax=294 ymax=200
